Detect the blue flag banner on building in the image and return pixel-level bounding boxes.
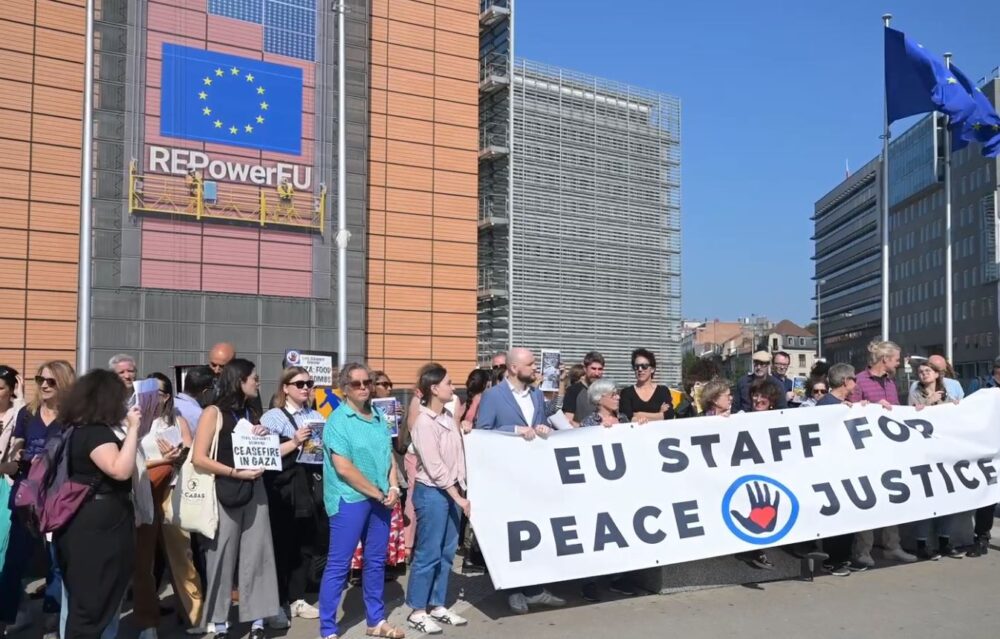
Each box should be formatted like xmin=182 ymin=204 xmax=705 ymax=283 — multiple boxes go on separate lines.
xmin=884 ymin=27 xmax=976 ymax=127
xmin=160 ymin=43 xmax=303 ymax=155
xmin=948 ymin=63 xmax=1000 ymax=157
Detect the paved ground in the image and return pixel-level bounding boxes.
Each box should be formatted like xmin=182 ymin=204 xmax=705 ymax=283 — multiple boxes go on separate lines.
xmin=11 ymin=527 xmax=1000 ymax=639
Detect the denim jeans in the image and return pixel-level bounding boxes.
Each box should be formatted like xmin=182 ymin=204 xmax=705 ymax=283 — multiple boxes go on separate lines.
xmin=405 ymin=484 xmax=461 ymax=611
xmin=914 ymin=513 xmax=959 ymax=541
xmin=318 ymin=498 xmax=391 ymax=638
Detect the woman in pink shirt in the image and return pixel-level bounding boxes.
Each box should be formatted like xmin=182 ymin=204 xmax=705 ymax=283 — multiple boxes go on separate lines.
xmin=405 ymin=364 xmax=471 ymax=634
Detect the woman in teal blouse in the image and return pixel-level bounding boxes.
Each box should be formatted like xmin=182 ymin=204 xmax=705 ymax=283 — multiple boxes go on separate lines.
xmin=318 ymin=363 xmax=404 ymax=639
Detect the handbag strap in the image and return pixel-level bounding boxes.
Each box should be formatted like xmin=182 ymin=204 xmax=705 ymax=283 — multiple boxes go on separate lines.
xmin=279 ymin=408 xmax=298 ymax=438
xmin=210 ymin=408 xmax=222 ymax=461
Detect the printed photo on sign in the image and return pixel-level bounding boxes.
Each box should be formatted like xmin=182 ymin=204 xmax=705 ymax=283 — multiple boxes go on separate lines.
xmin=540 ymin=350 xmax=561 ymax=392
xmin=297 ymin=419 xmax=325 ymax=464
xmin=372 ymin=398 xmax=401 ymax=437
xmin=232 ymin=431 xmax=281 ymax=470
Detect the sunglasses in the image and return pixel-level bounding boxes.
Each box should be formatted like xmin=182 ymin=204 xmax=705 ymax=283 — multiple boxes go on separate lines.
xmin=633 ymin=363 xmax=652 ymax=371
xmin=813 ymin=389 xmax=828 ymax=395
xmin=35 ymin=376 xmax=57 ymax=387
xmin=288 ymin=380 xmax=315 ymax=389
xmin=348 ymin=379 xmax=374 ymax=390
xmin=375 ymin=381 xmax=393 ymax=390
xmin=753 ymin=361 xmax=769 ymax=367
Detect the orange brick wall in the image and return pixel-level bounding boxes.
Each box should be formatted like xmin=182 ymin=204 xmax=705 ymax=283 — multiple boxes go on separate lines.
xmin=0 ymin=0 xmax=85 ymax=379
xmin=367 ymin=0 xmax=479 ymax=385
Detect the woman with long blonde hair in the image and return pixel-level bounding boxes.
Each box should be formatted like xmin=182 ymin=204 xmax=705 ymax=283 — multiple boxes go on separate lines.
xmin=0 ymin=360 xmax=75 ymax=632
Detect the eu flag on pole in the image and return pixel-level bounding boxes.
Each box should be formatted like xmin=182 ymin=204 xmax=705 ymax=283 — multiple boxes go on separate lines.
xmin=948 ymin=63 xmax=1000 ymax=157
xmin=884 ymin=27 xmax=976 ymax=126
xmin=160 ymin=43 xmax=303 ymax=155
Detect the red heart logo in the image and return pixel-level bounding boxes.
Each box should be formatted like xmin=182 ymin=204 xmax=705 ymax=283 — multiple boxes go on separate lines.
xmin=748 ymin=506 xmax=776 ymax=530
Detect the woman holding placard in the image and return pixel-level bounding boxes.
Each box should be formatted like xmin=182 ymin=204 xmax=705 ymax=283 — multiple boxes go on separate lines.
xmin=405 ymin=363 xmax=470 ymax=633
xmin=259 ymin=366 xmax=324 ymax=627
xmin=133 ymin=372 xmax=204 ymax=638
xmin=193 ymin=359 xmax=279 ymax=639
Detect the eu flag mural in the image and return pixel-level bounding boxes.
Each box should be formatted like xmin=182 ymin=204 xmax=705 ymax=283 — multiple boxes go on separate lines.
xmin=948 ymin=63 xmax=1000 ymax=157
xmin=160 ymin=43 xmax=303 ymax=154
xmin=884 ymin=27 xmax=976 ymax=127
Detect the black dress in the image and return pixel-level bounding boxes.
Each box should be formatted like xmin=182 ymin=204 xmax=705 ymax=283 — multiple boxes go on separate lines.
xmin=619 ymin=385 xmax=675 ymax=421
xmin=55 ymin=425 xmax=134 ymax=639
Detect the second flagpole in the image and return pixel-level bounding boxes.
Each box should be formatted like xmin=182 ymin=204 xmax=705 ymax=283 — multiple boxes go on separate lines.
xmin=881 ymin=13 xmax=892 ymax=341
xmin=943 ymin=53 xmax=954 ymax=364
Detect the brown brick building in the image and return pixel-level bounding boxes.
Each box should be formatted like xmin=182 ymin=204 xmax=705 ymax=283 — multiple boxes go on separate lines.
xmin=0 ymin=0 xmax=480 ymax=390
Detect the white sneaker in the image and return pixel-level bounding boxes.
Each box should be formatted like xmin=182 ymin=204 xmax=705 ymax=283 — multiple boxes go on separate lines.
xmin=854 ymin=553 xmax=875 ymax=567
xmin=407 ymin=612 xmax=443 ymax=635
xmin=138 ymin=628 xmax=159 ymax=639
xmin=524 ymin=589 xmax=567 ymax=608
xmin=290 ymin=599 xmax=320 ymax=620
xmin=884 ymin=547 xmax=917 ymax=563
xmin=430 ymin=607 xmax=468 ymax=626
xmin=266 ymin=607 xmax=291 ymax=629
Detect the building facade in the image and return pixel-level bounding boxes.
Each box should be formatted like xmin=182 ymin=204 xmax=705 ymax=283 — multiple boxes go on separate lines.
xmin=813 ymin=156 xmax=882 ymax=371
xmin=814 ymin=76 xmax=1000 ymax=385
xmin=478 ymin=56 xmax=683 ymax=382
xmin=1 ymin=0 xmax=480 ymax=390
xmin=767 ymin=319 xmax=818 ymax=380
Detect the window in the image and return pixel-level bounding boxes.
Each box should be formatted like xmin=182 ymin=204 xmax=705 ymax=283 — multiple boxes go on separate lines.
xmin=799 ymin=354 xmax=806 ymax=368
xmin=772 ymin=338 xmax=778 ymax=351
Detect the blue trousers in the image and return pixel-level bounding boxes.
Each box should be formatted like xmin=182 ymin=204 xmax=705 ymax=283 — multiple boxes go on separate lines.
xmin=405 ymin=484 xmax=461 ymax=611
xmin=319 ymin=498 xmax=391 ymax=637
xmin=0 ymin=518 xmax=61 ymax=623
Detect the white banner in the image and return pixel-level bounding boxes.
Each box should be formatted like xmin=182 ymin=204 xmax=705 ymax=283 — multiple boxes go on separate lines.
xmin=466 ymin=390 xmax=1000 ymax=589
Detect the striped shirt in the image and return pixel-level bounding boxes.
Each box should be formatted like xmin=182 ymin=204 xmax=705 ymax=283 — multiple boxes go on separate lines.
xmin=260 ymin=403 xmax=325 ymax=438
xmin=848 ymin=368 xmax=899 ymax=405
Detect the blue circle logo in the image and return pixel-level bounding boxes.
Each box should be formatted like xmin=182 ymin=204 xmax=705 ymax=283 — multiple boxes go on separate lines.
xmin=721 ymin=474 xmax=799 ymax=545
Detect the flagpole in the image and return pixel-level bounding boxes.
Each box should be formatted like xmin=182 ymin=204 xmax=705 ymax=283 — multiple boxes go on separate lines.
xmin=335 ymin=1 xmax=348 ymax=364
xmin=881 ymin=13 xmax=892 ymax=341
xmin=943 ymin=53 xmax=954 ymax=364
xmin=76 ymin=0 xmax=95 ymax=373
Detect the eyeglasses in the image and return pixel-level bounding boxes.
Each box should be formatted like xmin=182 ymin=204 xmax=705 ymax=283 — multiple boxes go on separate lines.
xmin=375 ymin=381 xmax=393 ymax=390
xmin=348 ymin=379 xmax=374 ymax=390
xmin=752 ymin=396 xmax=770 ymax=404
xmin=753 ymin=361 xmax=769 ymax=367
xmin=813 ymin=389 xmax=828 ymax=395
xmin=34 ymin=376 xmax=57 ymax=388
xmin=289 ymin=380 xmax=315 ymax=390
xmin=491 ymin=364 xmax=505 ymax=371
xmin=633 ymin=363 xmax=652 ymax=371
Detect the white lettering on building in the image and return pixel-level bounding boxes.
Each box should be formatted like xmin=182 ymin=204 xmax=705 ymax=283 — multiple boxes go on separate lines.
xmin=147 ymin=145 xmax=313 ymax=190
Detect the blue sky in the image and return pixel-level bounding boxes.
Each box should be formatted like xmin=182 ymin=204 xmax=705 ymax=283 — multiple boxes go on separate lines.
xmin=514 ymin=0 xmax=1000 ymax=325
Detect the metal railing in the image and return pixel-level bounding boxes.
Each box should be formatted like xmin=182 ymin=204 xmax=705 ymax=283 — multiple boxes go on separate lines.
xmin=128 ymin=161 xmax=325 ymax=233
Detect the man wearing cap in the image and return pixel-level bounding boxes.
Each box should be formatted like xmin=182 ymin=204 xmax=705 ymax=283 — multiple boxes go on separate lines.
xmin=733 ymin=351 xmax=788 ymax=413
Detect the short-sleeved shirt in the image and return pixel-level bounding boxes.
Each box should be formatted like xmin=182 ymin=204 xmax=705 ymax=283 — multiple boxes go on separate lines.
xmin=322 ymin=402 xmax=392 ymax=517
xmin=849 ymin=369 xmax=899 ymax=405
xmin=619 ymin=385 xmax=674 ymax=421
xmin=70 ymin=424 xmax=132 ymax=495
xmin=563 ymin=382 xmax=585 ymax=416
xmin=12 ymin=407 xmax=63 ymax=481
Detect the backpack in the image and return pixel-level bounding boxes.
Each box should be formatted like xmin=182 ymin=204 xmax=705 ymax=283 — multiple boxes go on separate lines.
xmin=13 ymin=425 xmax=97 ymax=534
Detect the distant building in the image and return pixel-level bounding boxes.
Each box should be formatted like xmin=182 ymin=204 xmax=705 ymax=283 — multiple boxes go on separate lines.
xmin=767 ymin=320 xmax=818 ymax=379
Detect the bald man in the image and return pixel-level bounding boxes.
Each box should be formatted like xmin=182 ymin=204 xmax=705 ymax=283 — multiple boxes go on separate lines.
xmin=908 ymin=354 xmax=965 ymax=400
xmin=208 ymin=342 xmax=235 ymax=376
xmin=474 ymin=347 xmax=565 ymax=614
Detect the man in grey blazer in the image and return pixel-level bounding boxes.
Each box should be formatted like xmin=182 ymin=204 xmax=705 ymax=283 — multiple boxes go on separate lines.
xmin=475 ymin=347 xmax=565 ymax=613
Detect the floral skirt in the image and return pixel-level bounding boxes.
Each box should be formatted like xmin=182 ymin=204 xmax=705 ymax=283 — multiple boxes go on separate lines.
xmin=350 ymin=499 xmax=407 ymax=569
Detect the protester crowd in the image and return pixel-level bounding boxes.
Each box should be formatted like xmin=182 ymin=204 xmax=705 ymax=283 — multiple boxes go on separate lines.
xmin=0 ymin=338 xmax=997 ymax=639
